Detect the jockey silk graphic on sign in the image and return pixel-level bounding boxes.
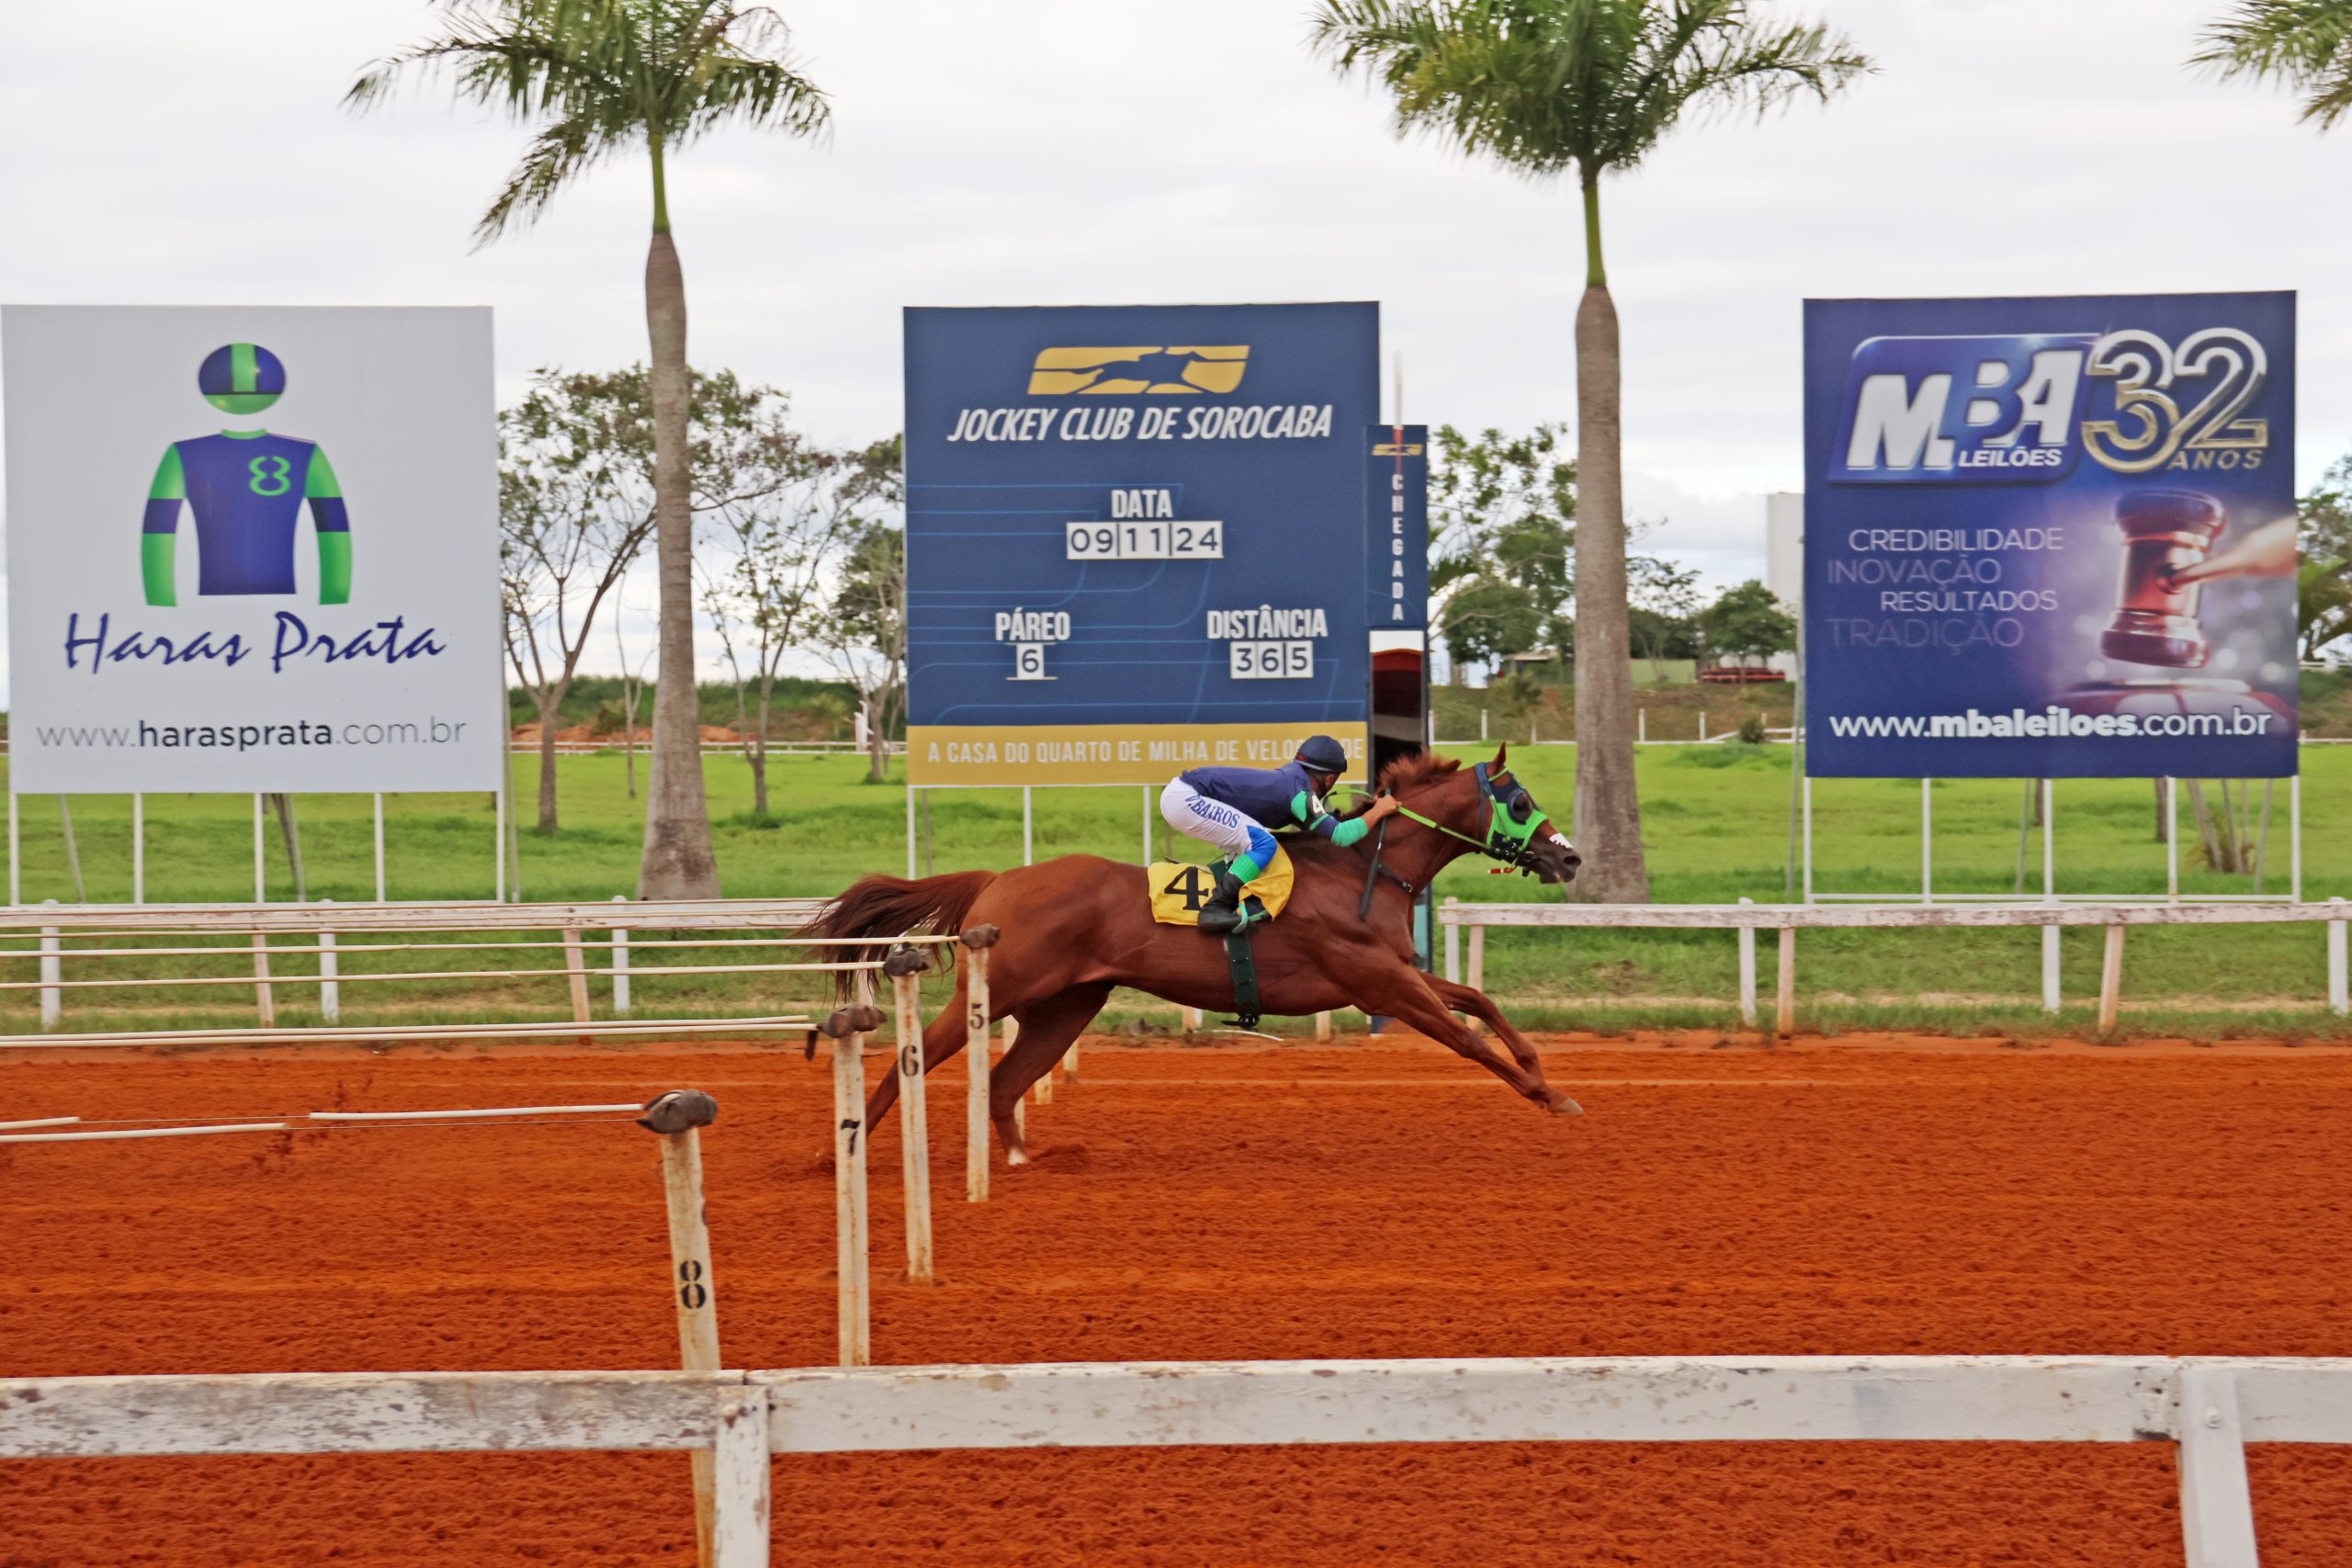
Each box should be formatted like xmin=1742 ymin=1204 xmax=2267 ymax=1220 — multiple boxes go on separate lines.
xmin=1803 ymin=292 xmax=2298 ymax=780
xmin=141 ymin=344 xmax=354 ymax=604
xmin=2 ymin=305 xmax=503 ymax=794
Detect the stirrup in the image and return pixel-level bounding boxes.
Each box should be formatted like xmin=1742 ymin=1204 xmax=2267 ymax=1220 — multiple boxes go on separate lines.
xmin=1196 ymin=866 xmax=1246 ymax=934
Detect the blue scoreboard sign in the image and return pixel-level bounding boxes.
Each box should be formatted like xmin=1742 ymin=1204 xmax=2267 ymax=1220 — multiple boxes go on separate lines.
xmin=903 ymin=303 xmax=1408 ymax=785
xmin=1804 ymin=291 xmax=2298 ymax=779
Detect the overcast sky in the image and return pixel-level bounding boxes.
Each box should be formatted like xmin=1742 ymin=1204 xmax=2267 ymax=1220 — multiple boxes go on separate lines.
xmin=3 ymin=0 xmax=2347 ymax=695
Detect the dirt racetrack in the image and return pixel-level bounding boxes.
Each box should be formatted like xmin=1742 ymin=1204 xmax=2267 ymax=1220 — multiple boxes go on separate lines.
xmin=3 ymin=1032 xmax=2349 ymax=1566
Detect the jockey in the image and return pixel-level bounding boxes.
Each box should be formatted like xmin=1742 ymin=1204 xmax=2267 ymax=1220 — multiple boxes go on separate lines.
xmin=1159 ymin=734 xmax=1398 ymax=934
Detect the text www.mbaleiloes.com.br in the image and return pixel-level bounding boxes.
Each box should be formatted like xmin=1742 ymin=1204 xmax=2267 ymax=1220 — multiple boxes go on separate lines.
xmin=1825 ymin=705 xmax=2278 ymax=741
xmin=34 ymin=718 xmax=472 ymax=753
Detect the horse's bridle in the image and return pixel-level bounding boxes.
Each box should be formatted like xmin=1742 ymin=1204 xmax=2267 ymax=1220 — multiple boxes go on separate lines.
xmin=1353 ymin=763 xmax=1555 ymax=920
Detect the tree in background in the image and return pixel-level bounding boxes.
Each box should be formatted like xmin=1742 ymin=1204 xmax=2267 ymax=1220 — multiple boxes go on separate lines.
xmin=2297 ymin=453 xmax=2352 ymax=662
xmin=1312 ymin=0 xmax=1869 ymax=902
xmin=1627 ymin=554 xmax=1704 ymax=680
xmin=1698 ymin=579 xmax=1797 ymax=669
xmin=702 ymin=427 xmax=899 ymax=817
xmin=812 ymin=447 xmax=909 ymax=784
xmin=1428 ymin=423 xmax=1577 ymax=677
xmin=500 ymin=369 xmax=661 ymax=832
xmin=2193 ymin=1 xmax=2352 ymax=126
xmin=351 ymin=1 xmax=831 ymax=899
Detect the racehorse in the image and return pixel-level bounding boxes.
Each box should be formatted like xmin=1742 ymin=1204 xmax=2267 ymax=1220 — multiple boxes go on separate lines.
xmin=802 ymin=746 xmax=1582 ymax=1166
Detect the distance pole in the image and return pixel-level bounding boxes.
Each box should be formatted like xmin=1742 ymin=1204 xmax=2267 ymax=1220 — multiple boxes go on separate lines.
xmin=961 ymin=925 xmax=997 ymax=1202
xmin=832 ymin=976 xmax=875 ymax=1367
xmin=885 ymin=947 xmax=933 ymax=1281
xmin=494 ymin=778 xmax=508 ymax=905
xmin=640 ymin=1089 xmax=722 ymax=1568
xmin=2291 ymin=773 xmax=2303 ymax=904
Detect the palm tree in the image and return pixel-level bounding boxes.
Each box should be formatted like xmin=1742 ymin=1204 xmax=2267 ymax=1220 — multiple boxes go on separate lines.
xmin=349 ymin=2 xmax=830 ymax=898
xmin=2193 ymin=2 xmax=2352 ymax=127
xmin=1311 ymin=1 xmax=1867 ymax=901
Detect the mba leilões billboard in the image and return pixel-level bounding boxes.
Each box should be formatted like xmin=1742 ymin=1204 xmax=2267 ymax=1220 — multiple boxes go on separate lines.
xmin=1804 ymin=292 xmax=2296 ymax=779
xmin=2 ymin=306 xmax=503 ymax=793
xmin=903 ymin=303 xmax=1383 ymax=786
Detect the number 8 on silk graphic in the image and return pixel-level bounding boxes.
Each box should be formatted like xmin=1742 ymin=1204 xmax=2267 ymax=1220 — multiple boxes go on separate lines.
xmin=141 ymin=342 xmax=353 ymax=606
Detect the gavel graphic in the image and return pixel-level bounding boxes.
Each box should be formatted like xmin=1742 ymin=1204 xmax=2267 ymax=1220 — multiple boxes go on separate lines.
xmin=2098 ymin=490 xmax=2228 ymax=670
xmin=2098 ymin=492 xmax=2300 ymax=669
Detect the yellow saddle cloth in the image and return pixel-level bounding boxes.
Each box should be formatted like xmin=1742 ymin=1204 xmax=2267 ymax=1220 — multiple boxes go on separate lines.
xmin=1148 ymin=846 xmax=1296 ymax=927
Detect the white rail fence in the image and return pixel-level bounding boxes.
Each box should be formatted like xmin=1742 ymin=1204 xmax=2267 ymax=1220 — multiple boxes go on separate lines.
xmin=5 ymin=1355 xmax=2345 ymax=1568
xmin=1442 ymin=897 xmax=2352 ymax=1032
xmin=0 ymin=897 xmax=842 ymax=1041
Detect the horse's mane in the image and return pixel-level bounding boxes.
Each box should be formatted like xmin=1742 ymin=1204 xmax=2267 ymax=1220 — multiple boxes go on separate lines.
xmin=1375 ymin=750 xmax=1462 ymax=796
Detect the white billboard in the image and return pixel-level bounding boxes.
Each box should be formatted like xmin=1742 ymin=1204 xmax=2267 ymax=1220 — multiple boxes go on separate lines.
xmin=2 ymin=306 xmax=503 ymax=793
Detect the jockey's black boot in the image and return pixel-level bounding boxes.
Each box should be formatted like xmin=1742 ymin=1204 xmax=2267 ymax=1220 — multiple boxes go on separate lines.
xmin=1196 ymin=867 xmax=1247 ymax=935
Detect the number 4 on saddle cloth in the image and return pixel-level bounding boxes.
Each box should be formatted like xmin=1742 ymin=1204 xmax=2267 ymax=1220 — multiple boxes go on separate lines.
xmin=1147 ymin=846 xmax=1297 ymax=930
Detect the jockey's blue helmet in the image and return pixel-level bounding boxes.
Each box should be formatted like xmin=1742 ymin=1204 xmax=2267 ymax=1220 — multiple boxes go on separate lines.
xmin=1295 ymin=735 xmax=1348 ymax=775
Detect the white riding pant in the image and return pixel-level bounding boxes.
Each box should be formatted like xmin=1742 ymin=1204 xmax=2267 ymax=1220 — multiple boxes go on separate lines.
xmin=1159 ymin=778 xmax=1276 ymax=868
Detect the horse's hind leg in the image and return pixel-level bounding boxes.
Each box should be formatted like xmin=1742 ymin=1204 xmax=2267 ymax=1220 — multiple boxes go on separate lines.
xmin=862 ymin=975 xmax=976 ymax=1133
xmin=989 ymin=983 xmax=1114 ymax=1166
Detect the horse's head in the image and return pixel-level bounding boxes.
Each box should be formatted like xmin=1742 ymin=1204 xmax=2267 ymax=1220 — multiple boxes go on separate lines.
xmin=1384 ymin=745 xmax=1581 ymax=886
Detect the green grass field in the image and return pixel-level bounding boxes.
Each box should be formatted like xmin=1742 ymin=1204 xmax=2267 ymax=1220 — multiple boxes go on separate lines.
xmin=2 ymin=740 xmax=2347 ymax=1040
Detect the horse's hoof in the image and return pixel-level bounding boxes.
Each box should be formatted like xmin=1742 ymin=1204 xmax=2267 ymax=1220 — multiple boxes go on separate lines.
xmin=1544 ymin=1093 xmax=1584 ymax=1117
xmin=1005 ymin=1146 xmax=1030 ymax=1167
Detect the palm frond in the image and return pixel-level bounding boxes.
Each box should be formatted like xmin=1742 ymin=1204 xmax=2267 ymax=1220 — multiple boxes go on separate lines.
xmin=1310 ymin=0 xmax=1871 ymax=179
xmin=2192 ymin=0 xmax=2352 ymax=128
xmin=347 ymin=0 xmax=831 ymax=240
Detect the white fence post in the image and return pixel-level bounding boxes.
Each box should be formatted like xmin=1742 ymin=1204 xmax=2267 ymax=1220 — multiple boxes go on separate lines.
xmin=1736 ymin=897 xmax=1757 ymax=1028
xmin=1442 ymin=897 xmax=1461 ymax=984
xmin=1466 ymin=923 xmax=1486 ymax=992
xmin=1314 ymin=1011 xmax=1333 ymax=1041
xmin=2177 ymin=1364 xmax=2260 ymax=1568
xmin=317 ymin=900 xmax=339 ymax=1024
xmin=2328 ymin=897 xmax=2347 ymax=1016
xmin=39 ymin=900 xmax=60 ymax=1031
xmin=610 ymin=896 xmax=632 ymax=1016
xmin=710 ymin=1388 xmax=773 ymax=1568
xmin=2098 ymin=920 xmax=2126 ymax=1033
xmin=1774 ymin=925 xmax=1794 ymax=1038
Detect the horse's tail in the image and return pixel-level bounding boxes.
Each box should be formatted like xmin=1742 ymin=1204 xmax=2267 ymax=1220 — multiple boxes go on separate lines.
xmin=800 ymin=869 xmax=997 ymax=1000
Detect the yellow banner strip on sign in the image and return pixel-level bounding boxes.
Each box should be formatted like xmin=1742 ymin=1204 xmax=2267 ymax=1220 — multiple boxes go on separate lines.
xmin=908 ymin=723 xmax=1369 ymax=788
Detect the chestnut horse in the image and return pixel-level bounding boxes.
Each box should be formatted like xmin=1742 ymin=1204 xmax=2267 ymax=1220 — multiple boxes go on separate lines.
xmin=803 ymin=747 xmax=1582 ymax=1165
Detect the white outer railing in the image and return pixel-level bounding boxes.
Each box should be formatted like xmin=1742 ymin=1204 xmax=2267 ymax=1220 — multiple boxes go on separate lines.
xmin=1442 ymin=897 xmax=2352 ymax=1032
xmin=5 ymin=1355 xmax=2345 ymax=1568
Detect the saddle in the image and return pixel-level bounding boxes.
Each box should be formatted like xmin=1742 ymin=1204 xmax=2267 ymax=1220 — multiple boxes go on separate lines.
xmin=1146 ymin=846 xmax=1296 ymax=929
xmin=1145 ymin=847 xmax=1295 ymax=1031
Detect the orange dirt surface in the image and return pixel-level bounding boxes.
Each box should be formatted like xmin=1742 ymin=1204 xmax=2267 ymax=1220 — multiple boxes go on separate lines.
xmin=3 ymin=1032 xmax=2349 ymax=1566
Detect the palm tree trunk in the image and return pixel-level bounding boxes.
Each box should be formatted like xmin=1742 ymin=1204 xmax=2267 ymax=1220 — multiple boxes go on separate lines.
xmin=636 ymin=152 xmax=719 ymax=899
xmin=1570 ymin=171 xmax=1648 ymax=902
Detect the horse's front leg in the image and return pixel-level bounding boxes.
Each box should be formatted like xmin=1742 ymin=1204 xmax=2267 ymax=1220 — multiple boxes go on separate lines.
xmin=1356 ymin=964 xmax=1582 ymax=1117
xmin=1427 ymin=976 xmax=1566 ymax=1101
